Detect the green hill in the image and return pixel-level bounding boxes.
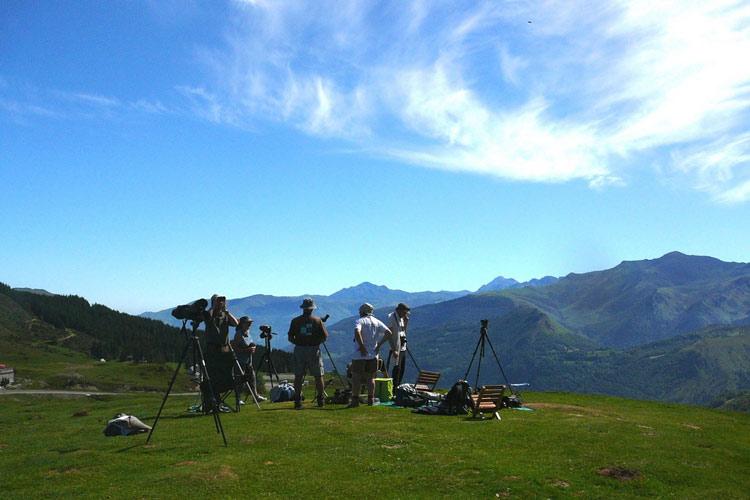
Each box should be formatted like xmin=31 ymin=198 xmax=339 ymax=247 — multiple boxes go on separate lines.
xmin=504 ymin=251 xmax=750 ymax=347
xmin=325 ymin=298 xmax=750 ymax=407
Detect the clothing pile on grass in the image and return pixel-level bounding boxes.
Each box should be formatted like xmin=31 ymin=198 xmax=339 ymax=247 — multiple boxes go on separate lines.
xmin=393 ymin=380 xmax=525 ymax=416
xmin=103 ymin=413 xmax=152 ymax=436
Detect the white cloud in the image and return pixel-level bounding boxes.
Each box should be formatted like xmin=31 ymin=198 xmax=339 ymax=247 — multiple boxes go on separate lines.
xmin=671 ymin=132 xmax=750 ymax=203
xmin=498 ymin=45 xmax=527 ymax=86
xmin=64 ymin=92 xmax=121 ymax=107
xmin=34 ymin=0 xmax=742 ymax=201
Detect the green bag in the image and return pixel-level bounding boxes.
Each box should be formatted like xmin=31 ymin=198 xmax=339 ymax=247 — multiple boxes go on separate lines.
xmin=374 ymin=377 xmax=394 ymax=402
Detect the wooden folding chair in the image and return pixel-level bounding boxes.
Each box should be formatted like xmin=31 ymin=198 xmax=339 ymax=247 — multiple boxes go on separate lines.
xmin=414 ymin=370 xmax=441 ymax=391
xmin=470 ymin=385 xmax=506 ymax=420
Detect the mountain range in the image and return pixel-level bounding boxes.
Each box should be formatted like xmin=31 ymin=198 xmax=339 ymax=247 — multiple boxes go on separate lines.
xmin=321 ymin=252 xmax=750 ymax=406
xmin=4 ymin=251 xmax=749 ymax=408
xmin=140 ymin=276 xmax=557 ymax=350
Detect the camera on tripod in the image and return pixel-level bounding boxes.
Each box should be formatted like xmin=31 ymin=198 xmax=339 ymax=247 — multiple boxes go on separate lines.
xmin=259 ymin=324 xmax=276 ymax=339
xmin=171 ymin=298 xmax=208 ymax=323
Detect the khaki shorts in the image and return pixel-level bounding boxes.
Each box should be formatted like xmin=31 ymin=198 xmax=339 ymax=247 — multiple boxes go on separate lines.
xmin=350 ymin=358 xmax=378 ymax=376
xmin=293 ymin=345 xmax=324 ymax=377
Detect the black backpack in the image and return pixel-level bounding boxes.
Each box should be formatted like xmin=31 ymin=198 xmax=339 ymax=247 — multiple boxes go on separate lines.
xmin=444 ymin=380 xmax=472 ymax=415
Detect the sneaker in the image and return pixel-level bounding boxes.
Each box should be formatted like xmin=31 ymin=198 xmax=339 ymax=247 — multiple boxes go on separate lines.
xmin=238 ymin=400 xmax=246 ymax=406
xmin=294 ymin=400 xmax=303 ymax=410
xmin=256 ymin=395 xmax=267 ymax=402
xmin=316 ymin=397 xmax=325 ymax=408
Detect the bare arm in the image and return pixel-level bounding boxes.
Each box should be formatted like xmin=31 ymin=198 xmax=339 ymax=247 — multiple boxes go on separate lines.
xmin=354 ymin=326 xmax=367 ymax=355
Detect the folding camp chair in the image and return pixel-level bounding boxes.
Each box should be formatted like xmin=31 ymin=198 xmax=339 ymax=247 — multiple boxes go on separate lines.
xmin=414 ymin=370 xmax=441 ymax=391
xmin=470 ymin=385 xmax=507 ymax=420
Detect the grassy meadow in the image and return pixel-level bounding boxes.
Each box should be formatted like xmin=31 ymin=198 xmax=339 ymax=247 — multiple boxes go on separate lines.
xmin=1 ymin=388 xmax=749 ymax=499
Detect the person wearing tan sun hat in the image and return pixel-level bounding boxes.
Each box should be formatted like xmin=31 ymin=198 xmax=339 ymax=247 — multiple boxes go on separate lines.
xmin=287 ymin=297 xmax=329 ymax=409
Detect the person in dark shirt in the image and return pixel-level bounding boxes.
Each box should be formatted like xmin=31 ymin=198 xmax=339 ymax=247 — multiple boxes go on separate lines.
xmin=287 ymin=297 xmax=328 ymax=409
xmin=201 ymin=294 xmax=239 ymax=401
xmin=204 ymin=294 xmax=239 ymax=352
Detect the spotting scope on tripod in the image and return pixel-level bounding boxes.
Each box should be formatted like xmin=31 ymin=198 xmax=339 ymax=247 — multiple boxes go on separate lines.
xmin=463 ymin=319 xmax=514 ymax=394
xmin=147 ymin=299 xmax=228 ymax=446
xmin=255 ymin=325 xmax=281 ymax=387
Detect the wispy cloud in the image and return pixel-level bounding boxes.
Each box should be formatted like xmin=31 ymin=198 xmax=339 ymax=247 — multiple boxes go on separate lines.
xmin=1 ymin=83 xmax=174 ymax=123
xmin=62 ymin=92 xmax=121 ymax=107
xmin=189 ymin=0 xmax=750 ymax=201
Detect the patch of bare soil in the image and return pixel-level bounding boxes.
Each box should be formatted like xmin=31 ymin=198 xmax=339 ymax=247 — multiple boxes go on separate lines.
xmin=525 ymin=403 xmax=604 ymax=416
xmin=214 ymin=465 xmax=238 ymax=480
xmin=597 ymin=467 xmax=641 ymax=481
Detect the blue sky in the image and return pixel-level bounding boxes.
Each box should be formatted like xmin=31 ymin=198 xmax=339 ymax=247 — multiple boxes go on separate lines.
xmin=2 ymin=0 xmax=749 ymax=314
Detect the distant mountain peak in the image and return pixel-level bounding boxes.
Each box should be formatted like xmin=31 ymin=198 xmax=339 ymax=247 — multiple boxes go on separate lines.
xmin=476 ymin=276 xmax=519 ymax=293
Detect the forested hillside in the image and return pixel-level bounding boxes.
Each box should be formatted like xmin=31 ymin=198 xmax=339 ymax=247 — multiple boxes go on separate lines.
xmin=0 ymin=283 xmax=294 ymax=381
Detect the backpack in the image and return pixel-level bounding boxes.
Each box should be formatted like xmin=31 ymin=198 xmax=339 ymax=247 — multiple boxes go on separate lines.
xmin=444 ymin=380 xmax=472 ymax=415
xmin=269 ymin=382 xmax=296 ymax=402
xmin=328 ymin=388 xmax=352 ymax=405
xmin=502 ymin=393 xmax=523 ymax=408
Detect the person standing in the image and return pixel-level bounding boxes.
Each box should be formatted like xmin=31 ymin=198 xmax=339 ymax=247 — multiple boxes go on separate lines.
xmin=349 ymin=303 xmax=392 ymax=407
xmin=204 ymin=294 xmax=239 ymax=353
xmin=388 ymin=303 xmax=410 ymax=386
xmin=287 ymin=298 xmax=328 ymax=409
xmin=201 ymin=294 xmax=239 ymax=410
xmin=231 ymin=316 xmax=266 ymax=403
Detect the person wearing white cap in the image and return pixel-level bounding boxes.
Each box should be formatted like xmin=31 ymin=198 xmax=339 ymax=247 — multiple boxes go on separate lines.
xmin=348 ymin=303 xmax=392 ymax=407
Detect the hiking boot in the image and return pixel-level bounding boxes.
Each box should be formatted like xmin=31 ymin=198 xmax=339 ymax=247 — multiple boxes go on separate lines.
xmin=316 ymin=396 xmax=325 ymax=408
xmin=294 ymin=400 xmax=303 ymax=410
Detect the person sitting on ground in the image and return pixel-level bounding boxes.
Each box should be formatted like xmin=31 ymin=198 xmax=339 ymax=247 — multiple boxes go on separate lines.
xmin=349 ymin=303 xmax=392 ymax=407
xmin=231 ymin=315 xmax=266 ymax=403
xmin=287 ymin=298 xmax=329 ymax=409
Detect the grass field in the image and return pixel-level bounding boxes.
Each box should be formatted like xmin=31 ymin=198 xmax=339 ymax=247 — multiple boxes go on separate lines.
xmin=1 ymin=388 xmax=749 ymax=499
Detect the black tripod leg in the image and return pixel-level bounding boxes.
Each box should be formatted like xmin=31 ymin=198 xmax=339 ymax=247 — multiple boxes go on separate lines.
xmin=194 ymin=341 xmax=227 ymax=446
xmin=463 ymin=335 xmax=482 ymax=383
xmin=322 ymin=342 xmax=348 ymax=388
xmin=267 ymin=355 xmax=281 ymax=384
xmin=146 ymin=338 xmax=190 ymax=444
xmin=474 ymin=339 xmax=484 ymax=392
xmin=483 ymin=335 xmax=514 ymax=394
xmin=406 ymin=347 xmax=421 ymax=373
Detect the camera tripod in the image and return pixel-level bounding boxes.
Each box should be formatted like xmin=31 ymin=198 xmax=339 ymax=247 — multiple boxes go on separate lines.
xmin=318 ymin=314 xmax=349 ymax=391
xmin=463 ymin=320 xmax=513 ymax=394
xmin=147 ymin=319 xmax=227 ymax=446
xmin=385 ymin=339 xmax=421 ymax=385
xmin=255 ymin=328 xmax=281 ymax=388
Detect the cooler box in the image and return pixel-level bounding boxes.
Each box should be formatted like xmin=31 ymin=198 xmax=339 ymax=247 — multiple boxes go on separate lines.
xmin=374 ymin=377 xmax=394 ymax=402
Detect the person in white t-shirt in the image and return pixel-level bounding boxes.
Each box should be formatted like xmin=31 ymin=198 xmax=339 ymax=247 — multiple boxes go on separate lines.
xmin=348 ymin=303 xmax=392 ymax=407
